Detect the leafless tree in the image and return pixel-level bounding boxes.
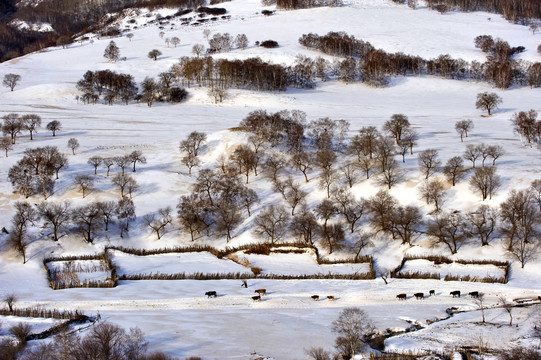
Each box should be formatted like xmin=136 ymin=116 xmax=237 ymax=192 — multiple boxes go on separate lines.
xmin=192 ymin=43 xmax=205 ymax=57
xmin=467 ymin=204 xmax=498 ymax=246
xmin=383 ymin=113 xmax=410 ymax=144
xmin=2 ymin=113 xmax=23 ymax=144
xmin=128 ymin=150 xmax=146 ymax=172
xmin=500 ymin=189 xmax=540 ymax=251
xmin=88 ymin=156 xmax=103 ymax=175
xmin=239 ymin=187 xmax=259 ymax=217
xmin=378 ymin=158 xmax=403 ymax=190
xmin=341 ymin=162 xmax=357 ymax=188
xmin=443 ymin=156 xmax=466 ymax=186
xmin=531 ymin=179 xmax=541 ymax=211
xmin=357 ymin=155 xmax=373 ymax=180
xmin=290 ymin=207 xmax=320 ymax=245
xmin=96 ymin=201 xmax=116 ymax=232
xmin=116 ymin=197 xmax=136 ymax=238
xmin=74 ymin=174 xmax=94 ymax=198
xmin=114 ymin=155 xmax=131 ymax=175
xmin=140 ymin=77 xmax=158 ymax=107
xmin=487 ymin=145 xmax=504 ymax=166
xmin=263 ymin=153 xmax=286 ymax=182
xmin=367 ymin=190 xmax=397 ymax=235
xmin=305 ymin=347 xmax=331 ymax=360
xmin=232 ymin=145 xmax=257 ymax=183
xmin=182 ymin=152 xmax=200 ymax=175
xmin=319 ymin=167 xmax=338 ymax=198
xmin=418 ymin=149 xmax=441 ymax=179
xmin=473 ymin=293 xmax=486 ymax=323
xmin=102 ymin=157 xmax=115 ymax=176
xmin=104 ymin=41 xmax=119 ymax=62
xmin=126 ymin=33 xmax=134 ymax=41
xmin=143 ymin=207 xmax=173 ymax=240
xmin=2 ymin=293 xmax=16 ymax=312
xmin=469 ymin=166 xmax=501 ymax=200
xmin=419 ymin=178 xmax=446 ymax=212
xmin=171 ymin=36 xmax=181 ymax=48
xmin=426 ymin=211 xmax=469 ymax=254
xmin=397 ymin=139 xmax=409 ymax=163
xmin=21 ymin=114 xmax=41 ymax=140
xmin=235 ymin=34 xmax=249 ymax=49
xmin=46 ymin=120 xmax=62 ymax=136
xmin=292 ymin=150 xmax=313 ymax=182
xmin=254 ymin=205 xmax=289 ymax=244
xmin=320 ymin=222 xmax=346 ymax=254
xmin=374 ymin=136 xmax=395 ymax=172
xmin=333 ymin=188 xmax=365 ymax=233
xmin=463 ymin=144 xmax=482 ymax=168
xmin=476 ymin=92 xmax=502 ymax=116
xmin=72 ymin=202 xmax=101 ymax=243
xmin=177 ymin=193 xmax=209 ymax=241
xmin=511 ymin=109 xmax=537 ymax=147
xmin=284 ymin=176 xmax=307 ymax=215
xmin=455 ymin=119 xmax=474 ymax=142
xmin=37 ymin=200 xmax=71 ymax=241
xmin=148 ymin=49 xmax=162 ymax=61
xmin=332 ymin=307 xmax=375 ymax=359
xmin=7 ymin=201 xmax=36 ymax=263
xmin=497 ymin=295 xmax=514 ymax=326
xmin=0 ymin=137 xmax=13 ymax=157
xmin=66 ymin=138 xmax=79 ymax=155
xmin=3 ymin=73 xmax=21 ymax=91
xmin=389 ymin=205 xmax=423 ymax=245
xmin=180 ymin=131 xmax=207 ymax=157
xmin=208 ymin=87 xmax=227 ymax=103
xmin=401 ymin=128 xmax=418 ymax=155
xmin=351 ymin=230 xmax=374 ymax=261
xmin=9 ymin=322 xmax=31 ymax=344
xmin=194 ymin=169 xmax=219 ymax=206
xmin=112 ymin=173 xmax=136 ymax=197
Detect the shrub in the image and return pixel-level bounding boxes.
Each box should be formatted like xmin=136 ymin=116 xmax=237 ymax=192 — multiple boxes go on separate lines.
xmin=175 ymin=9 xmax=193 ymax=16
xmin=197 ymin=6 xmax=227 ymax=15
xmin=168 ymin=87 xmax=188 ymax=103
xmin=251 ymin=266 xmax=263 ymax=275
xmin=260 ymin=40 xmax=279 ymax=48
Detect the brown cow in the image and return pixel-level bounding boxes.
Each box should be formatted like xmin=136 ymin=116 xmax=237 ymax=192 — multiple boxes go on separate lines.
xmin=327 ymin=295 xmax=335 ymax=301
xmin=396 ymin=293 xmax=407 ymax=300
xmin=255 ymin=289 xmax=266 ymax=296
xmin=311 ymin=295 xmax=320 ymax=301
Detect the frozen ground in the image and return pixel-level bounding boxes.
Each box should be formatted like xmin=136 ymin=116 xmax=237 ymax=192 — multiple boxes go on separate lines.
xmin=1 ymin=0 xmax=541 ymax=358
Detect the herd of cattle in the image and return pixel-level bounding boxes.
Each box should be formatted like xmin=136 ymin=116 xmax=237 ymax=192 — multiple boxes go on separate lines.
xmin=203 ymin=285 xmax=481 ymax=302
xmin=396 ymin=290 xmax=480 ymax=300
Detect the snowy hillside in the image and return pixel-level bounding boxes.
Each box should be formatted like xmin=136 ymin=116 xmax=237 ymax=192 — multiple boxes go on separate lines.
xmin=1 ymin=0 xmax=541 ymax=359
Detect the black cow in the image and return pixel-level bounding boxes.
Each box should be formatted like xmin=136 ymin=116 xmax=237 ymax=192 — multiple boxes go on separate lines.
xmin=414 ymin=292 xmax=424 ymax=300
xmin=469 ymin=291 xmax=479 ymax=298
xmin=429 ymin=290 xmax=435 ymax=296
xmin=450 ymin=290 xmax=461 ymax=298
xmin=205 ymin=291 xmax=217 ymax=298
xmin=252 ymin=295 xmax=261 ymax=302
xmin=311 ymin=295 xmax=320 ymax=301
xmin=396 ymin=293 xmax=407 ymax=300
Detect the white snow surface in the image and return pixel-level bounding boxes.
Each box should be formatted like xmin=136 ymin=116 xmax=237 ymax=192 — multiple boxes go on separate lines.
xmin=1 ymin=0 xmax=541 ymax=358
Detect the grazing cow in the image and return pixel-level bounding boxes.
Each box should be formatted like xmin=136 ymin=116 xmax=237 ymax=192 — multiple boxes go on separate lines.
xmin=205 ymin=291 xmax=217 ymax=298
xmin=311 ymin=295 xmax=320 ymax=301
xmin=255 ymin=289 xmax=266 ymax=296
xmin=450 ymin=290 xmax=461 ymax=298
xmin=469 ymin=291 xmax=479 ymax=298
xmin=251 ymin=295 xmax=261 ymax=302
xmin=414 ymin=292 xmax=424 ymax=300
xmin=396 ymin=293 xmax=407 ymax=300
xmin=429 ymin=290 xmax=435 ymax=296
xmin=327 ymin=295 xmax=335 ymax=301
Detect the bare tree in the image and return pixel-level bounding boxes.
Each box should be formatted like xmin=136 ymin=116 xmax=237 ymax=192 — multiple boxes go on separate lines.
xmin=401 ymin=128 xmax=418 ymax=155
xmin=114 ymin=155 xmax=131 ymax=176
xmin=116 ymin=197 xmax=136 ymax=238
xmin=232 ymin=145 xmax=257 ymax=183
xmin=128 ymin=150 xmax=146 ymax=172
xmin=0 ymin=137 xmax=13 ymax=157
xmin=467 ymin=204 xmax=498 ymax=246
xmin=254 ymin=205 xmax=289 ymax=244
xmin=126 ymin=33 xmax=134 ymax=41
xmin=383 ymin=113 xmax=410 ymax=144
xmin=500 ymin=189 xmax=540 ymax=251
xmin=292 ymin=150 xmax=313 ymax=182
xmin=367 ymin=190 xmax=397 ymax=235
xmin=426 ymin=211 xmax=469 ymax=254
xmin=290 ymin=207 xmax=320 ymax=245
xmin=143 ymin=207 xmax=173 ymax=240
xmin=455 ymin=119 xmax=474 ymax=142
xmin=67 ymin=138 xmax=80 ymax=155
xmin=511 ymin=109 xmax=538 ymax=147
xmin=177 ymin=193 xmax=209 ymax=241
xmin=531 ymin=179 xmax=541 ymax=211
xmin=112 ymin=173 xmax=136 ymax=197
xmin=102 ymin=157 xmax=115 ymax=176
xmin=284 ymin=176 xmax=307 ymax=215
xmin=469 ymin=166 xmax=501 ymax=200
xmin=389 ymin=205 xmax=423 ymax=245
xmin=235 ymin=34 xmax=249 ymax=49
xmin=351 ymin=230 xmax=374 ymax=262
xmin=2 ymin=113 xmax=23 ymax=144
xmin=208 ymin=87 xmax=227 ymax=103
xmin=305 ymin=347 xmax=331 ymax=360
xmin=476 ymin=92 xmax=502 ymax=116
xmin=88 ymin=156 xmax=103 ymax=175
xmin=104 ymin=41 xmax=120 ymax=62
xmin=497 ymin=295 xmax=514 ymax=326
xmin=180 ymin=131 xmax=207 ymax=157
xmin=378 ymin=158 xmax=403 ymax=190
xmin=7 ymin=201 xmax=36 ymax=263
xmin=3 ymin=73 xmax=21 ymax=91
xmin=487 ymin=145 xmax=504 ymax=166
xmin=72 ymin=202 xmax=101 ymax=243
xmin=418 ymin=149 xmax=441 ymax=179
xmin=96 ymin=200 xmax=116 ymax=232
xmin=148 ymin=49 xmax=162 ymax=61
xmin=333 ymin=188 xmax=365 ymax=233
xmin=140 ymin=77 xmax=158 ymax=107
xmin=74 ymin=174 xmax=94 ymax=198
xmin=46 ymin=120 xmax=62 ymax=136
xmin=357 ymin=155 xmax=373 ymax=180
xmin=37 ymin=200 xmax=71 ymax=241
xmin=463 ymin=144 xmax=482 ymax=168
xmin=192 ymin=43 xmax=205 ymax=57
xmin=443 ymin=156 xmax=465 ymax=186
xmin=2 ymin=293 xmax=16 ymax=312
xmin=474 ymin=293 xmax=486 ymax=323
xmin=182 ymin=152 xmax=200 ymax=174
xmin=332 ymin=307 xmax=375 ymax=359
xmin=320 ymin=222 xmax=346 ymax=254
xmin=319 ymin=167 xmax=338 ymax=198
xmin=171 ymin=36 xmax=181 ymax=48
xmin=341 ymin=162 xmax=357 ymax=188
xmin=21 ymin=114 xmax=41 ymax=140
xmin=419 ymin=178 xmax=446 ymax=212
xmin=214 ymin=197 xmax=242 ymax=242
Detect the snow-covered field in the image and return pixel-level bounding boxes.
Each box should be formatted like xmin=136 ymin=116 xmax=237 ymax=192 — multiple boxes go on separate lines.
xmin=397 ymin=259 xmax=506 ymax=280
xmin=1 ymin=0 xmax=541 ymax=358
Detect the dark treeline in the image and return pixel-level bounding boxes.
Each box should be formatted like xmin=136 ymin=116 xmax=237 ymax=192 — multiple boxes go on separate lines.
xmin=174 ymin=56 xmax=293 ymax=91
xmin=276 ymin=0 xmax=343 ymax=10
xmin=0 ymin=0 xmax=205 ymax=62
xmin=299 ymin=31 xmax=541 ymax=89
